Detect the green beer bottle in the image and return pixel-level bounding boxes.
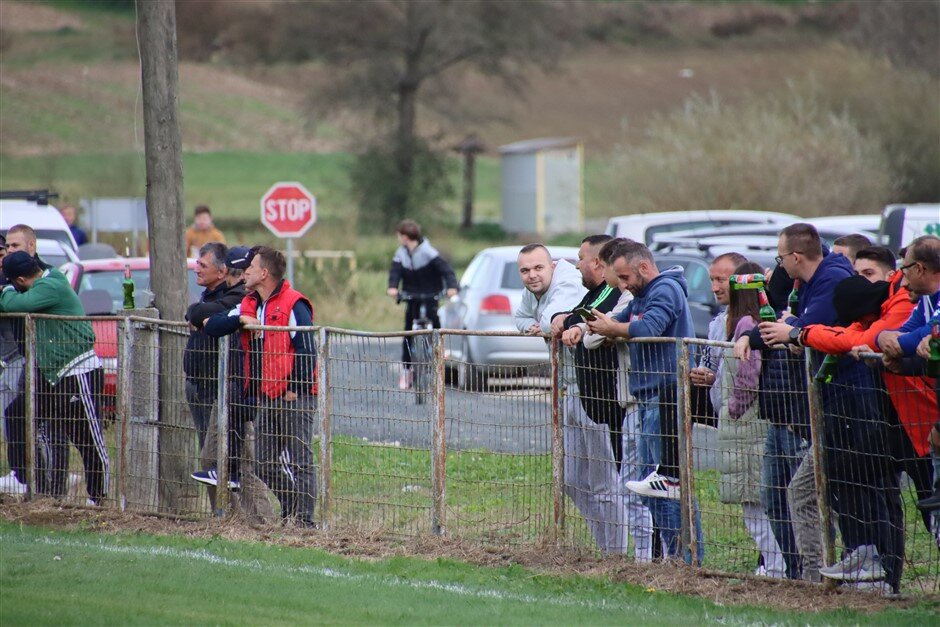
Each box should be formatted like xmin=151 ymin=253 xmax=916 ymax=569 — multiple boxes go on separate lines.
xmin=788 ymin=279 xmax=800 ymax=317
xmin=757 ymin=287 xmax=776 ymax=323
xmin=814 ymin=354 xmax=839 ymax=383
xmin=122 ymin=263 xmax=135 ymax=310
xmin=927 ymin=322 xmax=940 ymax=378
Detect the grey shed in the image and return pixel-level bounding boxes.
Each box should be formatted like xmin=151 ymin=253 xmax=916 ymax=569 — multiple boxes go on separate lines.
xmin=499 ymin=137 xmax=583 ymax=236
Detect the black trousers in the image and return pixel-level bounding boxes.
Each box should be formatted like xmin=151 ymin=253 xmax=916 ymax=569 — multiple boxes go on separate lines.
xmin=402 ymin=299 xmax=440 ymax=365
xmin=36 ymin=368 xmax=109 ymax=503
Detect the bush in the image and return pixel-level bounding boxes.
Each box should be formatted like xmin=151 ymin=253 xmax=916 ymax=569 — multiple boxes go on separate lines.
xmin=349 ymin=139 xmax=455 ymax=234
xmin=603 ymin=86 xmax=898 ymax=217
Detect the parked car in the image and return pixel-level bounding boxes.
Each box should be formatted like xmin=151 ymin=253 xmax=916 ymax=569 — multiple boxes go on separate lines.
xmin=60 ymin=257 xmax=201 ymax=417
xmin=0 ymin=191 xmax=78 ymax=253
xmin=651 ymin=222 xmax=881 ymax=250
xmin=653 ymin=244 xmax=778 ymax=339
xmin=604 ymin=210 xmax=798 ymax=244
xmin=440 ymin=245 xmax=580 ymax=389
xmin=36 ymin=238 xmax=80 ymax=267
xmin=879 ymin=204 xmax=940 ymax=253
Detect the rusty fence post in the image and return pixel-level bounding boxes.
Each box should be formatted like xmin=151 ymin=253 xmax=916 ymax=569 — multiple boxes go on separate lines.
xmin=213 ymin=335 xmax=230 ymax=517
xmin=116 ymin=317 xmax=134 ymax=511
xmin=317 ymin=327 xmax=332 ymax=529
xmin=550 ymin=338 xmax=564 ymax=544
xmin=430 ymin=330 xmax=447 ymax=535
xmin=23 ymin=315 xmax=36 ymax=500
xmin=805 ymin=348 xmax=836 ymax=584
xmin=677 ymin=339 xmax=698 ymax=565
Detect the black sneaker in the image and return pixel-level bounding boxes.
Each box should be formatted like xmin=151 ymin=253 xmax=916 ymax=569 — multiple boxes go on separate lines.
xmin=191 ymin=469 xmax=240 ymax=490
xmin=916 ymin=490 xmax=940 ymax=511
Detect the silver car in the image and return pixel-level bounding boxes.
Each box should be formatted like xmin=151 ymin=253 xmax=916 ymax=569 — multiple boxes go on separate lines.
xmin=440 ymin=245 xmax=580 ymax=388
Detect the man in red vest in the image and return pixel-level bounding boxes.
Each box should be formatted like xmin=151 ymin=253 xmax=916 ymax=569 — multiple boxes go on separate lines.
xmin=206 ymin=245 xmax=317 ymax=527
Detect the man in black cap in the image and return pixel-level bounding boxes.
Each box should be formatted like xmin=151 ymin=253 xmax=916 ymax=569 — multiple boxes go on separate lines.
xmin=0 ymin=250 xmax=108 ymax=504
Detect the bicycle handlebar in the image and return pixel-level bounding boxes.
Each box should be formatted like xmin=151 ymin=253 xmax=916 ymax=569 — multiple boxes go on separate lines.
xmin=396 ymin=291 xmax=448 ymax=304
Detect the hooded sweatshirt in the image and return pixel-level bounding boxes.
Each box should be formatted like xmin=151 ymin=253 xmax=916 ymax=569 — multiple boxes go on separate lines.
xmin=612 ymin=266 xmax=695 ymax=401
xmin=388 ymin=239 xmax=458 ymax=295
xmin=513 ymin=259 xmax=585 ymax=335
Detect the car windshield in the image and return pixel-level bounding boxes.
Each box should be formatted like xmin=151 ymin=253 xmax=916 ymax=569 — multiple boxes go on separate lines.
xmin=81 ymin=268 xmax=201 ymax=312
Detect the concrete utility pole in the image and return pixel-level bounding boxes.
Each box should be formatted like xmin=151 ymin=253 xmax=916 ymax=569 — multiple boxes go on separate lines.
xmin=137 ymin=0 xmax=196 ymax=512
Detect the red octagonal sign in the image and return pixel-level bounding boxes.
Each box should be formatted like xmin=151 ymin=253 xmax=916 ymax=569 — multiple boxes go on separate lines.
xmin=260 ymin=181 xmax=317 ymax=238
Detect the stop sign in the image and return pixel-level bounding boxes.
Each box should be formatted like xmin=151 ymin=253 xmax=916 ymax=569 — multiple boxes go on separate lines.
xmin=260 ymin=181 xmax=317 ymax=238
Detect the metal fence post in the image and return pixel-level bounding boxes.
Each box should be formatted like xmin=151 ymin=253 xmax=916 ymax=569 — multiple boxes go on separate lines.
xmin=430 ymin=330 xmax=446 ymax=535
xmin=116 ymin=317 xmax=134 ymax=511
xmin=805 ymin=348 xmax=836 ymax=582
xmin=676 ymin=339 xmax=698 ymax=565
xmin=317 ymin=327 xmax=332 ymax=529
xmin=23 ymin=315 xmax=36 ymax=500
xmin=550 ymin=338 xmax=564 ymax=544
xmin=213 ymin=335 xmax=230 ymax=517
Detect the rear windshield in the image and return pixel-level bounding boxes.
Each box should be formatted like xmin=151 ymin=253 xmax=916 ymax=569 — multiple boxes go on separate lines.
xmin=81 ymin=269 xmax=201 ymax=312
xmin=501 ymin=262 xmax=523 ymax=290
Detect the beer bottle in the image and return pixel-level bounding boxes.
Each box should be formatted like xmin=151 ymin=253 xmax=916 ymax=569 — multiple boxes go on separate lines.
xmin=757 ymin=288 xmax=776 ymax=323
xmin=927 ymin=322 xmax=940 ymax=378
xmin=814 ymin=354 xmax=839 ymax=383
xmin=788 ymin=279 xmax=800 ymax=317
xmin=122 ymin=263 xmax=135 ymax=310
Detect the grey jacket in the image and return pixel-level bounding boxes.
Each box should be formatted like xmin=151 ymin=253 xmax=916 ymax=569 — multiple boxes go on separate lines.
xmin=513 ymin=260 xmax=585 ymax=335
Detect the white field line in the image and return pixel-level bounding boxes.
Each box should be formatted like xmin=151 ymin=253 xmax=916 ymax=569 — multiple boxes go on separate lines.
xmin=4 ymin=533 xmax=662 ymax=615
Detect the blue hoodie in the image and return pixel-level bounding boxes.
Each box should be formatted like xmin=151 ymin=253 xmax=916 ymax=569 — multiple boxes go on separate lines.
xmin=613 ymin=266 xmax=695 ymax=401
xmin=895 ymin=290 xmax=940 ymax=356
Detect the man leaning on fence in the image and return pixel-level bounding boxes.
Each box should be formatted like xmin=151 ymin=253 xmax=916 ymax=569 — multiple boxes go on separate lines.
xmin=754 ymin=223 xmax=898 ymax=588
xmin=204 ymin=246 xmax=318 ymax=528
xmin=551 ymin=235 xmax=635 ymax=556
xmin=0 ymin=251 xmax=109 ymax=504
xmin=586 ymin=239 xmax=704 ymax=563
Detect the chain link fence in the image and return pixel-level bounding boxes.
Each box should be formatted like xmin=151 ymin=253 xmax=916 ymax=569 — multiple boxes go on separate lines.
xmin=1 ymin=312 xmax=937 ymax=593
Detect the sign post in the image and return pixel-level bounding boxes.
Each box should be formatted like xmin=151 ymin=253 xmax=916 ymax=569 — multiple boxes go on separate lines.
xmin=260 ymin=182 xmax=317 ymax=285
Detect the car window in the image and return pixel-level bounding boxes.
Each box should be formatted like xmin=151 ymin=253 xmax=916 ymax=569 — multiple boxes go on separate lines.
xmin=645 ymin=220 xmax=754 ymax=244
xmin=656 ymin=258 xmax=714 ymax=305
xmin=81 ymin=268 xmax=201 ymax=312
xmin=501 ymin=261 xmax=523 ymax=290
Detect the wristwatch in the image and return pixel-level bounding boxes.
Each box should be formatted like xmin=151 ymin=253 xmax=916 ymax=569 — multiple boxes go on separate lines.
xmin=788 ymin=326 xmax=802 ymax=345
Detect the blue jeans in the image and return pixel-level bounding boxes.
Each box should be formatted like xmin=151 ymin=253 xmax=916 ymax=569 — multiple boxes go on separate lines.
xmin=636 ymin=397 xmax=704 ymax=564
xmin=761 ymin=424 xmax=808 ymax=579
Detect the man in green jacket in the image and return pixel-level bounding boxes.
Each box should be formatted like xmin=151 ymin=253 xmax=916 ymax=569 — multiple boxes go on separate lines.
xmin=0 ymin=251 xmax=109 ymax=504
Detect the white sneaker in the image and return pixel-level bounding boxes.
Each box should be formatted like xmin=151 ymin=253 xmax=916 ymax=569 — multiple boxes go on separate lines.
xmin=625 ymin=466 xmax=680 ymax=500
xmin=0 ymin=471 xmax=26 ymax=495
xmin=819 ymin=544 xmax=884 ymax=582
xmin=398 ymin=369 xmax=413 ymax=390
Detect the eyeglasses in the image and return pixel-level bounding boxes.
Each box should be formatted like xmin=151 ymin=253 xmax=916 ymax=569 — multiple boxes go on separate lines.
xmin=899 ymin=261 xmax=920 ymax=274
xmin=774 ymin=251 xmax=800 ymax=266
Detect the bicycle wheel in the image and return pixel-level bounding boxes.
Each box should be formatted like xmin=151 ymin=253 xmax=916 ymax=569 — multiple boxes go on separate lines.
xmin=413 ymin=334 xmax=432 ymax=405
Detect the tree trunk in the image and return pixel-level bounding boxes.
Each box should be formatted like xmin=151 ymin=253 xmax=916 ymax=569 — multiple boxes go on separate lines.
xmin=461 ymin=152 xmax=476 ymax=230
xmin=137 ymin=0 xmax=197 ymax=513
xmin=392 ymin=81 xmax=418 ymax=225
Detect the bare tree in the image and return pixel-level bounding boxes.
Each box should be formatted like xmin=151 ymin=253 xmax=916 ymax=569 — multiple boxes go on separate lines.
xmin=137 ymin=0 xmax=195 ymax=512
xmin=202 ymin=0 xmax=570 ymax=228
xmin=850 ymin=0 xmax=940 ymax=77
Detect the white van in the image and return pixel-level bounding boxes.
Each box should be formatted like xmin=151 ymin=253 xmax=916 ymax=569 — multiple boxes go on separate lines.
xmin=604 ymin=209 xmax=799 ymax=244
xmin=879 ymin=204 xmax=940 ymax=252
xmin=0 ymin=194 xmax=78 ymax=252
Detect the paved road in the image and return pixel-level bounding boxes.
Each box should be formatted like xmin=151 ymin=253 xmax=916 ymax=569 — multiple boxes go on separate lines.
xmin=324 ymin=335 xmax=718 ymax=469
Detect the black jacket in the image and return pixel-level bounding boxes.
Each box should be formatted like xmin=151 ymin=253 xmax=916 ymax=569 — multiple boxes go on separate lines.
xmin=184 ymin=280 xmax=246 ymax=383
xmin=387 ymin=239 xmax=458 ymax=296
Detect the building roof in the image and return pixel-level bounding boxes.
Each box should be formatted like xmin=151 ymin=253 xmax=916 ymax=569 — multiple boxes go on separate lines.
xmin=498 ymin=137 xmax=580 ymax=155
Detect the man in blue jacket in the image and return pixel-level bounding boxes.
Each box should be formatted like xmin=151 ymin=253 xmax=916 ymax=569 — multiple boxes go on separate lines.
xmin=754 ymin=223 xmax=900 ymax=589
xmin=586 ymin=239 xmax=703 ymax=562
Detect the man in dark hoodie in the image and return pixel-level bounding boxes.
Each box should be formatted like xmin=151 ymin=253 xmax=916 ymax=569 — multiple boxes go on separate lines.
xmin=184 ymin=242 xmax=247 ymax=494
xmin=751 ymin=223 xmax=895 ymax=587
xmin=586 ymin=240 xmax=703 ymax=562
xmin=387 ymin=220 xmax=458 ymax=390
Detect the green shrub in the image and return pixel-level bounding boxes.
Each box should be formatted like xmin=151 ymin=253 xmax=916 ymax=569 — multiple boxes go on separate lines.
xmin=603 ymin=86 xmax=897 ymax=217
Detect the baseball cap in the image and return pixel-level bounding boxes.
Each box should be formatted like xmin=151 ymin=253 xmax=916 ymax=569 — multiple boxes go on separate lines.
xmin=2 ymin=250 xmax=40 ymax=280
xmin=225 ymin=246 xmax=253 ymax=270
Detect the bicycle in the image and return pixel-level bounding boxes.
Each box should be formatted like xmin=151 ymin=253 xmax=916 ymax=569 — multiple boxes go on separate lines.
xmin=397 ymin=291 xmax=445 ymax=405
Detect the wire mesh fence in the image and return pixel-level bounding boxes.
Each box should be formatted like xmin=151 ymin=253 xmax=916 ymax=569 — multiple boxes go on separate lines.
xmin=1 ymin=312 xmax=937 ymax=593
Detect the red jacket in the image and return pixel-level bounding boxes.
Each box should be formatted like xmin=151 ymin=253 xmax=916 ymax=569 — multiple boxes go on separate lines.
xmin=803 ymin=273 xmax=936 ymax=456
xmin=240 ymin=280 xmax=317 ymax=399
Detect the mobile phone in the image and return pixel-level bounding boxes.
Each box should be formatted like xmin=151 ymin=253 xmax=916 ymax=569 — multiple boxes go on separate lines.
xmin=574 ymin=306 xmax=596 ymax=321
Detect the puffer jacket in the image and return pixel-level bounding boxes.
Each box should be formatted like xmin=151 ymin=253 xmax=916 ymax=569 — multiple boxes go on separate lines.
xmin=718 ymin=317 xmax=767 ymax=505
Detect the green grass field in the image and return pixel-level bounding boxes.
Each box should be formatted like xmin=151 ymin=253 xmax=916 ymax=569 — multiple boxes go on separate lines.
xmin=2 ymin=521 xmax=936 ymax=626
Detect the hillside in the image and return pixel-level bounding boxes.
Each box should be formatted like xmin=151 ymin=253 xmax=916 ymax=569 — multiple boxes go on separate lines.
xmin=1 ymin=1 xmax=868 ymax=157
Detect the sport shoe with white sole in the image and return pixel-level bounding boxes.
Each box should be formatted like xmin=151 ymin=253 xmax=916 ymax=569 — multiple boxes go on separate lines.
xmin=0 ymin=471 xmax=26 ymax=495
xmin=819 ymin=544 xmax=884 ymax=582
xmin=625 ymin=466 xmax=681 ymax=500
xmin=191 ymin=469 xmax=240 ymax=490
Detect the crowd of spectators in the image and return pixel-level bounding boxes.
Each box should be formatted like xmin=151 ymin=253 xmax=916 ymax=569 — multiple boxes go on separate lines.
xmin=515 ymin=226 xmax=939 ymax=594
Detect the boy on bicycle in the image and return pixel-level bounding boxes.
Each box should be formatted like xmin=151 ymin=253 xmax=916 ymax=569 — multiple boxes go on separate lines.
xmin=387 ymin=220 xmax=458 ymax=389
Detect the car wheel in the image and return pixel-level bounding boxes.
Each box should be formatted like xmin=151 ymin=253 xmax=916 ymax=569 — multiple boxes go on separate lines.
xmin=456 ymin=338 xmax=486 ymax=392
